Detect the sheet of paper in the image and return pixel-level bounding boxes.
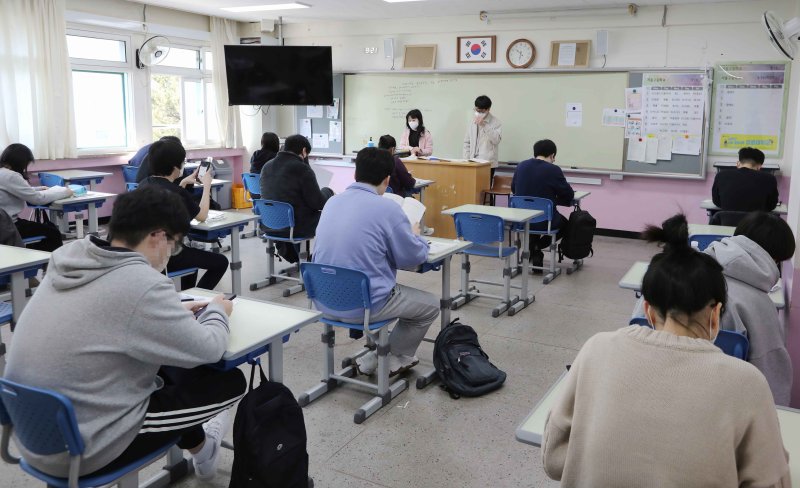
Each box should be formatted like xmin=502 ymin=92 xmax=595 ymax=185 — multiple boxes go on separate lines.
xmin=180 ymin=293 xmax=211 ymax=302
xmin=627 ymin=137 xmax=647 ymax=162
xmin=329 ymin=121 xmax=342 ymax=142
xmin=642 ymin=73 xmax=705 ymax=137
xmin=312 ymin=133 xmax=329 ymax=149
xmin=565 ymin=103 xmax=583 ymax=127
xmin=557 ymin=43 xmax=577 ymax=66
xmin=307 ymin=105 xmax=323 ymax=118
xmin=427 ymin=240 xmax=458 ymax=256
xmin=300 ymin=118 xmax=312 ymax=139
xmin=672 ymin=134 xmax=702 ymax=155
xmin=327 ymin=98 xmax=340 ymax=119
xmin=657 ymin=133 xmax=673 ymax=160
xmin=644 ymin=136 xmax=659 ymax=164
xmin=625 ymin=87 xmax=643 ymax=112
xmin=383 ymin=193 xmax=426 ymax=224
xmin=310 ymin=165 xmax=333 ymax=188
xmin=625 ymin=115 xmax=642 ymax=138
xmin=602 ymin=108 xmax=626 ymax=127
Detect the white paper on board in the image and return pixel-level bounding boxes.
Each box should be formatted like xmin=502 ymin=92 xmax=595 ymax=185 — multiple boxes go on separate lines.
xmin=602 ymin=108 xmax=626 ymax=127
xmin=312 ymin=133 xmax=329 ymax=149
xmin=300 ymin=119 xmax=312 ymax=139
xmin=307 ymin=106 xmax=324 ymax=118
xmin=327 ymin=98 xmax=340 ymax=119
xmin=625 ymin=115 xmax=642 ymax=139
xmin=565 ymin=103 xmax=583 ymax=127
xmin=625 ymin=88 xmax=643 ymax=112
xmin=329 ymin=121 xmax=342 ymax=142
xmin=657 ymin=134 xmax=673 ymax=160
xmin=644 ymin=136 xmax=659 ymax=164
xmin=557 ymin=43 xmax=577 ymax=66
xmin=628 ymin=137 xmax=647 ymax=162
xmin=673 ymin=134 xmax=702 ymax=155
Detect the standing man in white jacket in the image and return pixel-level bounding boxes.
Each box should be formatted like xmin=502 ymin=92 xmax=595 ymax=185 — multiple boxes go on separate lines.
xmin=463 ymin=95 xmax=502 ymax=177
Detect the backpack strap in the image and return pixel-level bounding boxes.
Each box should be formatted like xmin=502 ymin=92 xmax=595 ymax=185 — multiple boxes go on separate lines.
xmin=248 ymin=360 xmax=268 ymax=391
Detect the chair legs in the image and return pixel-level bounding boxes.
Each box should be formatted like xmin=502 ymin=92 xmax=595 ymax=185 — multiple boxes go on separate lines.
xmin=451 ymin=253 xmax=520 ymax=317
xmin=298 ymin=324 xmax=407 ymax=424
xmin=250 ymin=239 xmax=306 ymax=297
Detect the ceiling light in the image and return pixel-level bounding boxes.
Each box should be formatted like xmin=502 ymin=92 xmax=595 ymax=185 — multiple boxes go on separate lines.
xmin=383 ymin=0 xmax=426 ymax=3
xmin=221 ymin=3 xmax=310 ymax=12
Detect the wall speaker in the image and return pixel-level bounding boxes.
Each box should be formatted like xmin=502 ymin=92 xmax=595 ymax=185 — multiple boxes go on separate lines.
xmin=596 ymin=30 xmax=609 ymax=56
xmin=260 ymin=19 xmax=275 ymax=33
xmin=384 ymin=38 xmax=394 ymax=59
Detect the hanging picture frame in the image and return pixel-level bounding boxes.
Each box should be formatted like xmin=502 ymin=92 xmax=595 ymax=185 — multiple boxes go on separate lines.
xmin=457 ymin=36 xmax=496 ymax=63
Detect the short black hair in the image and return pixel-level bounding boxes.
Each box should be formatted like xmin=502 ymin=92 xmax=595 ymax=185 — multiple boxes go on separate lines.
xmin=108 ymin=186 xmax=190 ymax=247
xmin=474 ymin=95 xmax=492 ymax=110
xmin=260 ymin=132 xmax=280 ymax=153
xmin=533 ymin=139 xmax=557 ymax=159
xmin=355 ymin=147 xmax=394 ymax=186
xmin=738 ymin=147 xmax=765 ymax=166
xmin=405 ymin=109 xmax=425 ymax=133
xmin=641 ymin=213 xmax=727 ymax=330
xmin=159 ymin=135 xmax=182 ymax=145
xmin=0 ymin=143 xmax=35 ymax=180
xmin=735 ymin=211 xmax=796 ymax=262
xmin=284 ymin=134 xmax=311 ymax=156
xmin=378 ymin=135 xmax=396 ymax=150
xmin=148 ymin=140 xmax=186 ymax=176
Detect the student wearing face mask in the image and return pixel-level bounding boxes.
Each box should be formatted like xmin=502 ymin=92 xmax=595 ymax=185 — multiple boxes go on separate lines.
xmin=703 ymin=211 xmax=796 ymax=406
xmin=543 ymin=213 xmax=790 ymax=487
xmin=463 ymin=95 xmax=502 ymax=174
xmin=398 ymin=109 xmax=433 ymax=157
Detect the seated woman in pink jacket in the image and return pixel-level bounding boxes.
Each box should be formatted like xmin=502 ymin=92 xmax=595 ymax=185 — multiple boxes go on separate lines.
xmin=398 ymin=109 xmax=433 ymax=157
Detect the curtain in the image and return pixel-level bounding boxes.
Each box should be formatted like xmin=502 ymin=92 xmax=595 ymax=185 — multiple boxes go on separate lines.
xmin=0 ymin=0 xmax=76 ymax=159
xmin=210 ymin=17 xmax=243 ymax=149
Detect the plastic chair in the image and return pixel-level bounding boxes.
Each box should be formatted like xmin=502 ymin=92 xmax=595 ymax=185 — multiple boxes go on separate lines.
xmin=21 ymin=236 xmax=45 ymax=247
xmin=38 ymin=173 xmax=93 ymax=237
xmin=709 ymin=210 xmax=748 ymax=227
xmin=629 ymin=316 xmax=652 ymax=328
xmin=0 ymin=378 xmax=180 ymax=488
xmin=38 ymin=173 xmax=66 ymax=188
xmin=122 ymin=165 xmax=139 ymax=184
xmin=481 ymin=174 xmax=512 ymax=206
xmin=239 ymin=173 xmax=260 ymax=239
xmin=250 ymin=199 xmax=312 ymax=297
xmin=689 ymin=234 xmax=726 ymax=251
xmin=0 ymin=302 xmax=11 ymax=363
xmin=510 ymin=196 xmax=562 ymax=284
xmin=714 ymin=329 xmax=749 ymax=360
xmin=450 ymin=212 xmax=519 ymax=318
xmin=125 ymin=182 xmax=138 ymax=192
xmin=166 ymin=267 xmax=199 ymax=291
xmin=297 ymin=263 xmax=405 ymax=424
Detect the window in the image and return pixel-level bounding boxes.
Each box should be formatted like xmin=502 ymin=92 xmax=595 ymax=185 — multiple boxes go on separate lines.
xmin=159 ymin=47 xmax=200 ymax=70
xmin=151 ymin=74 xmax=182 ymax=140
xmin=68 ymin=30 xmax=132 ymax=151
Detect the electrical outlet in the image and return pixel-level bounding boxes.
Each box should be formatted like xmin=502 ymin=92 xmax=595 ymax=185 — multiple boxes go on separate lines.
xmin=364 ymin=47 xmax=378 ymax=54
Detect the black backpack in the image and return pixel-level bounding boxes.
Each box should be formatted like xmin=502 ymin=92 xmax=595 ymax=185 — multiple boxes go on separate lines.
xmin=433 ymin=319 xmax=506 ymax=399
xmin=229 ymin=364 xmax=311 ymax=488
xmin=558 ymin=209 xmax=596 ymax=262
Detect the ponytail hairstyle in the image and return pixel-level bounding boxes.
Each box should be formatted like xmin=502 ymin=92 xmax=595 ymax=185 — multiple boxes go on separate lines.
xmin=0 ymin=143 xmax=35 ymax=181
xmin=641 ymin=214 xmax=727 ymax=336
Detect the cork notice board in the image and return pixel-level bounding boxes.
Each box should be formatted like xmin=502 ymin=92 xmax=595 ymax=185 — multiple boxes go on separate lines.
xmin=549 ymin=40 xmax=591 ymax=68
xmin=403 ymin=44 xmax=437 ymax=69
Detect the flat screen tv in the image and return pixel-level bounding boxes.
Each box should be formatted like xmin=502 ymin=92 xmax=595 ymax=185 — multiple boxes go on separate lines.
xmin=224 ymin=45 xmax=333 ymax=106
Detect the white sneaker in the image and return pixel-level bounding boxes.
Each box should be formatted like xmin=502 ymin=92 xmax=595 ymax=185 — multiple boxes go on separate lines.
xmin=389 ymin=354 xmax=419 ymax=377
xmin=355 ymin=350 xmax=378 ymax=375
xmin=193 ymin=408 xmax=231 ymax=480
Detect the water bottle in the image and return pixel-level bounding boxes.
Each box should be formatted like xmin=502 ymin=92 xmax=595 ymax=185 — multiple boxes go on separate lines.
xmin=367 ymin=137 xmax=375 ymax=148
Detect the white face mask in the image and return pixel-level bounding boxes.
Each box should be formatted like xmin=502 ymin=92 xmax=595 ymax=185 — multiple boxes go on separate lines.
xmin=408 ymin=120 xmax=419 ymax=130
xmin=474 ymin=111 xmax=484 ymax=118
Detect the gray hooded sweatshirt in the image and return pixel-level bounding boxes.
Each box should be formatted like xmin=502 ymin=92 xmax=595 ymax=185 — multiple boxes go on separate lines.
xmin=704 ymin=235 xmax=791 ymax=406
xmin=5 ymin=236 xmax=230 ymax=476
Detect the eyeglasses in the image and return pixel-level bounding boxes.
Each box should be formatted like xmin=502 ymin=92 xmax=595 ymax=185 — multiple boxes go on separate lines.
xmin=163 ymin=232 xmax=184 ymax=256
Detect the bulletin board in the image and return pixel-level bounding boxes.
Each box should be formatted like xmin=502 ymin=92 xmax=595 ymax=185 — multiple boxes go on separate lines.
xmin=295 ymin=73 xmax=344 ymax=153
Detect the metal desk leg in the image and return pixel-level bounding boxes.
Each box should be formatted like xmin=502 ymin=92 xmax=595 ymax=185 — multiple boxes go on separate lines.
xmin=268 ymin=339 xmax=284 ymax=383
xmin=212 ymin=186 xmax=220 ymax=203
xmin=416 ymin=256 xmax=452 ymax=389
xmin=510 ymin=220 xmax=535 ymax=316
xmin=88 ymin=204 xmax=99 ymax=235
xmin=10 ymin=271 xmax=26 ymax=328
xmin=51 ymin=208 xmax=69 ymax=235
xmin=230 ymin=228 xmax=242 ymax=295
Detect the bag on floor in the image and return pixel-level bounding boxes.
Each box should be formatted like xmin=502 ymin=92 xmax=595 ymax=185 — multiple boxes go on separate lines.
xmin=558 ymin=209 xmax=596 ymax=262
xmin=229 ymin=363 xmax=310 ymax=488
xmin=433 ymin=319 xmax=506 ymax=399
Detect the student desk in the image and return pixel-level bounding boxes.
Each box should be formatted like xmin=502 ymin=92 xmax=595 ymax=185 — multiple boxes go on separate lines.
xmin=713 ymin=162 xmax=781 ymax=174
xmin=700 ymin=199 xmax=788 ymax=215
xmin=572 ymin=190 xmax=591 ymax=209
xmin=209 ymin=178 xmax=228 ymax=203
xmin=47 ymin=191 xmax=115 ymax=237
xmin=402 ymin=159 xmax=492 ymax=239
xmin=0 ymin=245 xmax=49 ymax=327
xmin=619 ymin=260 xmax=785 ymax=309
xmin=38 ymin=170 xmax=112 ymax=190
xmin=515 ymin=371 xmax=800 ymax=488
xmin=687 ymin=223 xmax=736 ymax=236
xmin=442 ymin=204 xmax=542 ymax=316
xmin=412 ymin=178 xmax=435 ymax=204
xmin=402 ymin=237 xmax=472 ymax=389
xmin=189 ymin=211 xmax=258 ymax=295
xmin=185 ymin=288 xmax=321 ymax=382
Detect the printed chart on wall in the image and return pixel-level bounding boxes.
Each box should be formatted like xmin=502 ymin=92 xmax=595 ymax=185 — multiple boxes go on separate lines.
xmin=625 ymin=72 xmax=707 ymax=165
xmin=710 ymin=62 xmax=790 ymax=157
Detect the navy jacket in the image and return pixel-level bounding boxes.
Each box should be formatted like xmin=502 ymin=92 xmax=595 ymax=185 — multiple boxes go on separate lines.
xmin=712 ymin=167 xmax=779 ymax=212
xmin=511 ymin=158 xmax=574 ymax=207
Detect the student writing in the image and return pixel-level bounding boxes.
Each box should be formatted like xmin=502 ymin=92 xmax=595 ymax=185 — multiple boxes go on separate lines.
xmin=712 ymin=147 xmax=779 ymax=212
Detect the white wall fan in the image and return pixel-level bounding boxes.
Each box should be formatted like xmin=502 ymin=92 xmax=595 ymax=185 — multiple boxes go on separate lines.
xmin=763 ymin=11 xmax=800 ymax=60
xmin=135 ymin=35 xmax=171 ymax=68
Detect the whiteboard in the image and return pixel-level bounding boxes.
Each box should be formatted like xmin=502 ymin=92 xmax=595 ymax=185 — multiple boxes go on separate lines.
xmin=344 ymin=72 xmax=627 ymax=171
xmin=709 ymin=62 xmax=790 ymax=157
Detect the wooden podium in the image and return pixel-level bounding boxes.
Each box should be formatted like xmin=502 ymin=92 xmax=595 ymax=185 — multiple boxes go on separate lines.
xmin=403 ymin=159 xmax=492 ymax=238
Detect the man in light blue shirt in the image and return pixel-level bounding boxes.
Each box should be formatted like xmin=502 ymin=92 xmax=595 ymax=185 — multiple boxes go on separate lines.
xmin=313 ymin=147 xmax=439 ymax=376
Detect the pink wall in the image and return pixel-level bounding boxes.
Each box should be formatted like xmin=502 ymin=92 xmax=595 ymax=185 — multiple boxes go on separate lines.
xmin=24 ymin=149 xmax=247 ymax=221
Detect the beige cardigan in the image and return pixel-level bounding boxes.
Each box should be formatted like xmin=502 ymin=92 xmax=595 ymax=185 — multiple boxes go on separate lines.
xmin=543 ymin=326 xmax=790 ymax=487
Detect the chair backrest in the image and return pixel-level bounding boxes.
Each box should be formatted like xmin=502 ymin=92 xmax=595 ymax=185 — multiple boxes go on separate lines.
xmin=254 ymin=199 xmax=295 ymax=232
xmin=241 ymin=173 xmax=261 ymax=202
xmin=510 ymin=196 xmax=554 ymax=226
xmin=709 ymin=210 xmax=748 ymax=227
xmin=453 ymin=212 xmax=505 ymax=245
xmin=0 ymin=379 xmax=84 ymax=457
xmin=122 ymin=165 xmax=139 ymax=184
xmin=629 ymin=317 xmax=652 ymax=328
xmin=714 ymin=329 xmax=749 ymax=360
xmin=38 ymin=173 xmax=65 ymax=188
xmin=126 ymin=182 xmax=139 ymax=192
xmin=491 ymin=175 xmax=513 ymax=193
xmin=385 ymin=186 xmax=393 ymax=194
xmin=689 ymin=234 xmax=726 ymax=251
xmin=300 ymin=263 xmax=372 ymax=313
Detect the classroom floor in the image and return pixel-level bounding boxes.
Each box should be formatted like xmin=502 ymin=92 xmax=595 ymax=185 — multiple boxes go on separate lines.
xmin=2 ymin=222 xmax=658 ymax=488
